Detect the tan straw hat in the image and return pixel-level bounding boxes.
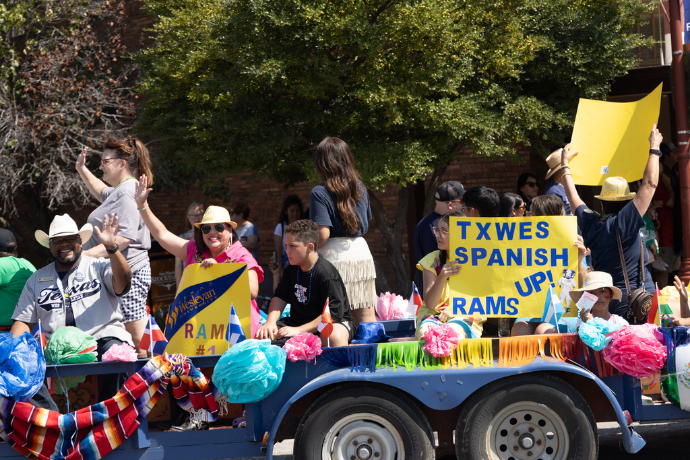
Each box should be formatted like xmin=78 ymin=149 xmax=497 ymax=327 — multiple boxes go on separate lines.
xmin=35 ymin=214 xmax=93 ymax=248
xmin=194 ymin=205 xmax=237 ymax=229
xmin=594 ymin=176 xmax=636 ymax=201
xmin=544 ymin=148 xmax=563 ymax=180
xmin=569 ymin=271 xmax=622 ymax=303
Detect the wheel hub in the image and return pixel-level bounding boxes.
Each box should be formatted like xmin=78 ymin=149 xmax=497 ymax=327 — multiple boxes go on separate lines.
xmin=322 ymin=413 xmax=405 ymax=460
xmin=489 ymin=403 xmax=569 ymax=460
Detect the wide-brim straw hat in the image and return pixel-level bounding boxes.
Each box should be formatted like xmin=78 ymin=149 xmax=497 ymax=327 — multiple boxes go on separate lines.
xmin=569 ymin=271 xmax=622 ymax=303
xmin=545 ymin=148 xmax=563 ymax=180
xmin=594 ymin=176 xmax=636 ymax=201
xmin=194 ymin=205 xmax=237 ymax=229
xmin=35 ymin=215 xmax=93 ymax=248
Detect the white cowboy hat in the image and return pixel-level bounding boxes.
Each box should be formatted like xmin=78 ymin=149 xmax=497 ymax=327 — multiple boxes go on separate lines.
xmin=35 ymin=215 xmax=93 ymax=248
xmin=193 ymin=205 xmax=237 ymax=229
xmin=569 ymin=271 xmax=622 ymax=303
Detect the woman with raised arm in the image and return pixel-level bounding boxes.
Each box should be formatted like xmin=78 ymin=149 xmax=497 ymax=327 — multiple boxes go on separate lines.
xmin=133 ymin=176 xmax=264 ymax=336
xmin=309 ymin=137 xmax=377 ymax=324
xmin=75 ymin=137 xmax=153 ymax=352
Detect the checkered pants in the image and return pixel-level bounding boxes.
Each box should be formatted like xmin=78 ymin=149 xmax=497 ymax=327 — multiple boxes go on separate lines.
xmin=120 ymin=265 xmax=151 ymax=323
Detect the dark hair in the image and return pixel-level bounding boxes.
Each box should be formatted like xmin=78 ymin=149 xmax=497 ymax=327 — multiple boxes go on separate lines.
xmin=498 ymin=193 xmax=524 ymax=217
xmin=193 ymin=224 xmax=239 ymax=258
xmin=531 ymin=195 xmax=565 ymax=216
xmin=0 ymin=241 xmax=17 ymax=258
xmin=104 ymin=136 xmax=154 ymax=187
xmin=600 ymin=199 xmax=629 ymax=216
xmin=315 ymin=137 xmax=362 ymax=234
xmin=285 ymin=219 xmax=319 ymax=248
xmin=438 ymin=212 xmax=465 ymax=266
xmin=660 ymin=143 xmax=677 ymax=160
xmin=232 ymin=202 xmax=250 ymax=220
xmin=462 ymin=186 xmax=500 ymax=217
xmin=517 ymin=172 xmax=538 ymax=206
xmin=278 ymin=195 xmax=303 ymax=224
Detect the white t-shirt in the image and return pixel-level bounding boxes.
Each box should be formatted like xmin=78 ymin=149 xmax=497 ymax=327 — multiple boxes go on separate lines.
xmin=274 ymin=222 xmax=287 ymax=253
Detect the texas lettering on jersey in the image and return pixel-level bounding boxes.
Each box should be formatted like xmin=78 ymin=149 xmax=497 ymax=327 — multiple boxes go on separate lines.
xmin=37 ymin=280 xmax=102 ymax=310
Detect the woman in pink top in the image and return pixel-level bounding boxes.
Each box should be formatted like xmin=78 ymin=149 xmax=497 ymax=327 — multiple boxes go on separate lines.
xmin=133 ymin=175 xmax=263 ymax=335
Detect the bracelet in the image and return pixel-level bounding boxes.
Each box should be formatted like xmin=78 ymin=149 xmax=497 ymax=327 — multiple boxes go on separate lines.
xmin=561 ymin=165 xmax=570 ymax=171
xmin=649 ymin=149 xmax=661 ymax=156
xmin=106 ymin=243 xmax=119 ymax=254
xmin=137 ymin=203 xmax=149 ymax=211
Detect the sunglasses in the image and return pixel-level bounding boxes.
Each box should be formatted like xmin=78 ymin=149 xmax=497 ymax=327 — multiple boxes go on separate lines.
xmin=525 ymin=181 xmax=539 ymax=187
xmin=51 ymin=236 xmax=80 ymax=246
xmin=201 ymin=224 xmax=227 ymax=234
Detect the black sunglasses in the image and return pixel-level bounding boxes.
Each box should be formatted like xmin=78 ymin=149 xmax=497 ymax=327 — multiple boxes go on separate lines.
xmin=201 ymin=224 xmax=227 ymax=234
xmin=525 ymin=181 xmax=539 ymax=187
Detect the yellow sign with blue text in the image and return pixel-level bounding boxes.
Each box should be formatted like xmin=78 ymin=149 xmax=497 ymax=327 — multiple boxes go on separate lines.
xmin=569 ymin=84 xmax=661 ymax=186
xmin=448 ymin=216 xmax=578 ymax=318
xmin=164 ymin=263 xmax=251 ymax=356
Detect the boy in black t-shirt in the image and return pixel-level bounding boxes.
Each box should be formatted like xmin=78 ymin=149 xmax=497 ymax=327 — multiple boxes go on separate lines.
xmin=255 ymin=220 xmax=355 ymax=346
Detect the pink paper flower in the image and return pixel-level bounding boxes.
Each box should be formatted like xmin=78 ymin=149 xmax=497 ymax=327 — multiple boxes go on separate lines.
xmin=422 ymin=324 xmax=461 ymax=358
xmin=601 ymin=324 xmax=667 ymax=379
xmin=376 ymin=292 xmax=406 ymax=320
xmin=284 ymin=333 xmax=323 ymax=363
xmin=102 ymin=343 xmax=138 ymax=362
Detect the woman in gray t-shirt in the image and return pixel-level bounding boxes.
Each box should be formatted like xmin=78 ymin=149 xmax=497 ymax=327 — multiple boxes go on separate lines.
xmin=76 ymin=137 xmax=154 ymax=353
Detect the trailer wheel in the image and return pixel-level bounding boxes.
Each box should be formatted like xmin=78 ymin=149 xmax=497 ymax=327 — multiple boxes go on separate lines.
xmin=294 ymin=385 xmax=434 ymax=460
xmin=455 ymin=374 xmax=597 ymax=460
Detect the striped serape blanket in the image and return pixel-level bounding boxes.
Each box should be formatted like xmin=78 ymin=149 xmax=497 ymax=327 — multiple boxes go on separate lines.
xmin=0 ymin=354 xmax=219 ymax=459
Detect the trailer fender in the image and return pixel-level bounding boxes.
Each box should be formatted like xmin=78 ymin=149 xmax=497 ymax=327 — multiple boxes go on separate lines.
xmin=264 ymin=359 xmax=644 ymax=458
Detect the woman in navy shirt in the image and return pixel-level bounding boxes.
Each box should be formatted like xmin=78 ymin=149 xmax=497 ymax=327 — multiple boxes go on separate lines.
xmin=310 ymin=137 xmax=377 ymax=324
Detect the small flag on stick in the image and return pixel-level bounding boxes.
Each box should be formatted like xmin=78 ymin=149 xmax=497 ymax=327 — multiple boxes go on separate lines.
xmin=31 ymin=320 xmax=46 ymax=350
xmin=226 ymin=304 xmax=246 ymax=346
xmin=318 ymin=298 xmax=333 ymax=339
xmin=540 ymin=284 xmax=565 ymax=331
xmin=406 ymin=282 xmax=423 ymax=318
xmin=139 ymin=315 xmax=168 ymax=354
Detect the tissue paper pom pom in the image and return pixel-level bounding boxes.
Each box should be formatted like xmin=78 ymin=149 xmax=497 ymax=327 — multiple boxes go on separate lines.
xmin=376 ymin=292 xmax=406 ymax=320
xmin=102 ymin=343 xmax=138 ymax=362
xmin=602 ymin=324 xmax=667 ymax=379
xmin=578 ymin=317 xmax=622 ymax=351
xmin=0 ymin=332 xmax=45 ymax=402
xmin=284 ymin=333 xmax=322 ymax=363
xmin=423 ymin=324 xmax=461 ymax=358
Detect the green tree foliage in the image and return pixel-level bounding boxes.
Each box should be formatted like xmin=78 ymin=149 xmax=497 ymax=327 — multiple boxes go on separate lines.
xmin=137 ymin=0 xmax=651 ymax=291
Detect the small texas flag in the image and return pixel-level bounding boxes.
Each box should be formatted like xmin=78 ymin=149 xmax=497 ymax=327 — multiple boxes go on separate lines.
xmin=226 ymin=304 xmax=246 ymax=345
xmin=406 ymin=282 xmax=423 ymax=318
xmin=31 ymin=320 xmax=46 ymax=350
xmin=318 ymin=298 xmax=333 ymax=339
xmin=139 ymin=315 xmax=168 ymax=354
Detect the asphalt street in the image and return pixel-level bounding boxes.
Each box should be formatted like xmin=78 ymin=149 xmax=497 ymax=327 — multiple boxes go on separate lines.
xmin=232 ymin=419 xmax=690 ymax=460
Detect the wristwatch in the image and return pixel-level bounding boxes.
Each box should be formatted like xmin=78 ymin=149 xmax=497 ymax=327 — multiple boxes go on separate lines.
xmin=106 ymin=243 xmax=120 ymax=254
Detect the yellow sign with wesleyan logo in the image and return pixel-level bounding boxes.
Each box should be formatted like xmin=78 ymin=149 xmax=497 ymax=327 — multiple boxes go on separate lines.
xmin=448 ymin=216 xmax=579 ymax=318
xmin=164 ymin=263 xmax=251 ymax=355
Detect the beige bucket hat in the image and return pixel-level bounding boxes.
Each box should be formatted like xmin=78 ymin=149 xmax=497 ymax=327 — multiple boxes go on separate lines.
xmin=545 ymin=148 xmax=564 ymax=180
xmin=569 ymin=271 xmax=622 ymax=303
xmin=194 ymin=205 xmax=237 ymax=229
xmin=35 ymin=215 xmax=93 ymax=248
xmin=594 ymin=177 xmax=636 ymax=201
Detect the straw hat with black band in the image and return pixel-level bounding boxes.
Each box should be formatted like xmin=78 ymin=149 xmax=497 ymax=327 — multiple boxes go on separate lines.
xmin=194 ymin=206 xmax=237 ymax=229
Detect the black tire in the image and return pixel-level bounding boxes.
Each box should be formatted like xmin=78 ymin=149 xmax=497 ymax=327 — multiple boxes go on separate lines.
xmin=455 ymin=374 xmax=597 ymax=460
xmin=294 ymin=384 xmax=435 ymax=460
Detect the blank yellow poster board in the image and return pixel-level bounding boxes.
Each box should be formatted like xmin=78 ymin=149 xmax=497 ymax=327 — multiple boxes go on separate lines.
xmin=569 ymin=84 xmax=662 ymax=186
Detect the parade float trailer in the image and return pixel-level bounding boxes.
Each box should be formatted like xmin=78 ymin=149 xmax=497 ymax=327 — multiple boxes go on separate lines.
xmin=2 ymin=319 xmax=686 ymax=460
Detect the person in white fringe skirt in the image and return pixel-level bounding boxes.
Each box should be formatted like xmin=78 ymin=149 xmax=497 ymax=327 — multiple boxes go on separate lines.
xmin=309 ymin=137 xmax=378 ymax=324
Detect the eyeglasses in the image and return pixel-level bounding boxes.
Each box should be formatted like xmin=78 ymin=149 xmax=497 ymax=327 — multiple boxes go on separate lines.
xmin=525 ymin=181 xmax=539 ymax=187
xmin=201 ymin=224 xmax=227 ymax=234
xmin=51 ymin=236 xmax=80 ymax=246
xmin=100 ymin=157 xmax=120 ymax=167
xmin=189 ymin=213 xmax=204 ymax=220
xmin=432 ymin=226 xmax=450 ymax=236
xmin=517 ymin=204 xmax=527 ymax=210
